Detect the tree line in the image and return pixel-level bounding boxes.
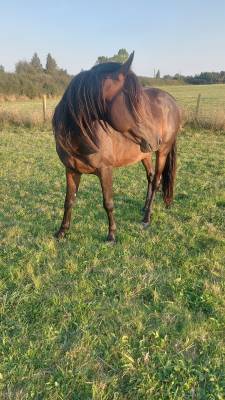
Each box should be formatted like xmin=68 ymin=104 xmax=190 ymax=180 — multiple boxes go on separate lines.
xmin=96 ymin=49 xmax=225 ymax=85
xmin=0 ymin=53 xmax=71 ymax=98
xmin=0 ymin=49 xmax=224 ymax=98
xmin=163 ymin=71 xmax=225 ymax=84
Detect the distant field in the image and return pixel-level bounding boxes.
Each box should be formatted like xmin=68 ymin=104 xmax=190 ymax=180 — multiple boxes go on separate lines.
xmin=0 ymin=97 xmax=56 ymax=125
xmin=160 ymin=84 xmax=225 ymax=114
xmin=1 ymin=125 xmax=225 ymax=398
xmin=0 ymin=84 xmax=225 ymax=124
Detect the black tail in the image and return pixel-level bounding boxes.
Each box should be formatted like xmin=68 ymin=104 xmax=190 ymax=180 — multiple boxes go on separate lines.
xmin=162 ymin=141 xmax=177 ymax=206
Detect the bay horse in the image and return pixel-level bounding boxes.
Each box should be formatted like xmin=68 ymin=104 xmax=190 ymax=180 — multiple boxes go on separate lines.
xmin=53 ymin=52 xmax=181 ymax=242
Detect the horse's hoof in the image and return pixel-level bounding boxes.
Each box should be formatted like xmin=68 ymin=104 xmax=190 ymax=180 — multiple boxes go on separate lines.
xmin=106 ymin=238 xmax=116 ymax=245
xmin=54 ymin=229 xmax=66 ymax=240
xmin=141 ymin=221 xmax=150 ymax=229
xmin=106 ymin=240 xmax=116 ymax=246
xmin=106 ymin=234 xmax=116 ymax=244
xmin=164 ymin=197 xmax=173 ymax=208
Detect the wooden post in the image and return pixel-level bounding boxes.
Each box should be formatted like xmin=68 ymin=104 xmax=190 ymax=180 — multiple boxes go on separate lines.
xmin=42 ymin=95 xmax=47 ymax=122
xmin=195 ymin=93 xmax=201 ymax=121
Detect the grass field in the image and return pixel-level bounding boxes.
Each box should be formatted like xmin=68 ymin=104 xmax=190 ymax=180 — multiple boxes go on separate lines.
xmin=1 ymin=125 xmax=225 ymax=399
xmin=0 ymin=84 xmax=225 ymax=129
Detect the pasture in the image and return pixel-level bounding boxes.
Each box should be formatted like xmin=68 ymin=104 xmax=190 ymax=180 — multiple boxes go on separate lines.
xmin=0 ymin=84 xmax=225 ymax=129
xmin=1 ymin=123 xmax=225 ymax=399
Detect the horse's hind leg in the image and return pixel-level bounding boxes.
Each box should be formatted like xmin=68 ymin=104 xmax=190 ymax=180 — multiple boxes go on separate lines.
xmin=161 ymin=140 xmax=177 ymax=207
xmin=142 ymin=151 xmax=167 ymax=227
xmin=98 ymin=167 xmax=116 ymax=243
xmin=142 ymin=155 xmax=154 ymax=212
xmin=55 ymin=168 xmax=81 ymax=239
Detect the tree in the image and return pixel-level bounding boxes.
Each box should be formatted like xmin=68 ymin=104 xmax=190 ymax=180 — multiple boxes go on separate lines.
xmin=30 ymin=53 xmax=42 ymax=71
xmin=163 ymin=74 xmax=173 ymax=80
xmin=156 ymin=69 xmax=161 ymax=79
xmin=0 ymin=65 xmax=4 ymax=72
xmin=46 ymin=53 xmax=57 ymax=73
xmin=174 ymin=73 xmax=181 ymax=80
xmin=113 ymin=48 xmax=129 ymax=63
xmin=96 ymin=49 xmax=129 ymax=64
xmin=96 ymin=56 xmax=108 ymax=64
xmin=15 ymin=61 xmax=34 ymax=74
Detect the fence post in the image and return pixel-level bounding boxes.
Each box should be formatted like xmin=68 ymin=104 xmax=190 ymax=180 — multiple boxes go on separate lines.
xmin=42 ymin=95 xmax=47 ymax=122
xmin=195 ymin=93 xmax=201 ymax=121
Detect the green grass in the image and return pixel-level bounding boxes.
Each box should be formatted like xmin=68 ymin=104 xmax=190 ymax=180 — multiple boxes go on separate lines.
xmin=0 ymin=97 xmax=56 ymax=115
xmin=1 ymin=126 xmax=225 ymax=399
xmin=159 ymin=84 xmax=225 ymax=114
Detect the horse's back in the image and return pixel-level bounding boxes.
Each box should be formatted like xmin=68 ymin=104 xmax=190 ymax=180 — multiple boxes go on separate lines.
xmin=144 ymin=87 xmax=179 ymax=109
xmin=144 ymin=87 xmax=181 ymax=138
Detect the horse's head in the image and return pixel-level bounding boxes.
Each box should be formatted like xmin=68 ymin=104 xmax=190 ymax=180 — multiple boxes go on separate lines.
xmin=55 ymin=52 xmax=161 ymax=154
xmin=96 ymin=52 xmax=162 ymax=151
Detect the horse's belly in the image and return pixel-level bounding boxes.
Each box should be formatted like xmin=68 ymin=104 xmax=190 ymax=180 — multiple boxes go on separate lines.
xmin=114 ymin=155 xmax=145 ymax=168
xmin=112 ymin=145 xmax=145 ymax=167
xmin=107 ymin=131 xmax=145 ymax=168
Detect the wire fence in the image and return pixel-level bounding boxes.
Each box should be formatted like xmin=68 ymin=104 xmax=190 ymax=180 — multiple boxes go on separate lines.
xmin=0 ymin=84 xmax=225 ymax=130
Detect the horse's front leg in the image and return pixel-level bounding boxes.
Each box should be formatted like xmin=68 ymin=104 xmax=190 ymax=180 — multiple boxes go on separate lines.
xmin=55 ymin=168 xmax=81 ymax=239
xmin=98 ymin=167 xmax=116 ymax=243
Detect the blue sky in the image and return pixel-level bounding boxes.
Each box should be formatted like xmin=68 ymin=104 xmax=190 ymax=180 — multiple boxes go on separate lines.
xmin=1 ymin=0 xmax=225 ymax=76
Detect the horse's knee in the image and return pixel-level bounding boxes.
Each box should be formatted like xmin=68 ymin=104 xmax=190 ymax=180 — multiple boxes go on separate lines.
xmin=64 ymin=197 xmax=75 ymax=209
xmin=152 ymin=174 xmax=161 ymax=191
xmin=103 ymin=199 xmax=114 ymax=212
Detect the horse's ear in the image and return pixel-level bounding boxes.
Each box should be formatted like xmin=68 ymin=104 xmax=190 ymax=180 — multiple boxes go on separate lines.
xmin=102 ymin=51 xmax=135 ymax=101
xmin=120 ymin=51 xmax=135 ymax=76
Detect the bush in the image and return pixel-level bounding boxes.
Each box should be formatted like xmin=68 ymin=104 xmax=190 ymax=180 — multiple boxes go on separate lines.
xmin=0 ymin=70 xmax=71 ymax=98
